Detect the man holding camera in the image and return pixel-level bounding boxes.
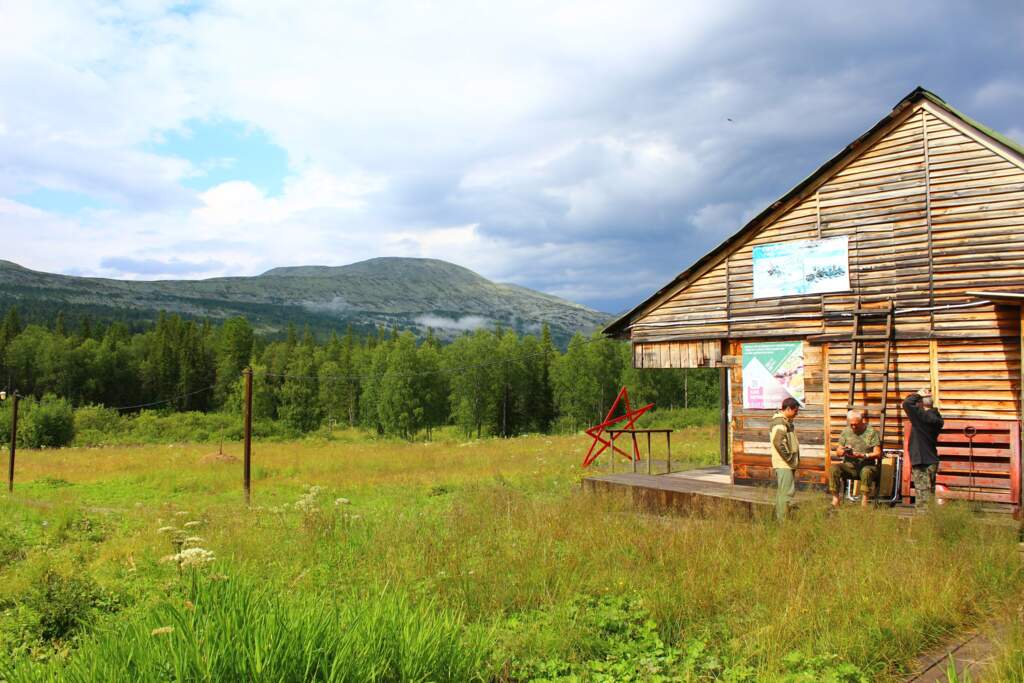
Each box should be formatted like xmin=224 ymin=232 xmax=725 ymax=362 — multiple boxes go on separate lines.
xmin=903 ymin=387 xmax=943 ymax=508
xmin=827 ymin=409 xmax=882 ymax=508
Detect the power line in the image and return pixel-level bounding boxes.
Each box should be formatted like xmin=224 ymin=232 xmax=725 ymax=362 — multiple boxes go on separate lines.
xmin=107 ymin=385 xmax=217 ymax=411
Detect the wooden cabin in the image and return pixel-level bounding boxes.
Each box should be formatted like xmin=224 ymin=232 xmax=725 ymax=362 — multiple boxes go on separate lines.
xmin=605 ymin=87 xmax=1023 ymax=516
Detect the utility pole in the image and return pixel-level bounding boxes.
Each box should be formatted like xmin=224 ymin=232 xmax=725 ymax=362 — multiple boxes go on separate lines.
xmin=243 ymin=368 xmax=253 ymax=505
xmin=3 ymin=391 xmax=18 ymax=493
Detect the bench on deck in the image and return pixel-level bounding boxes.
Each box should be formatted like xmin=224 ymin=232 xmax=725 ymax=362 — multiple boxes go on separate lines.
xmin=901 ymin=418 xmax=1021 ymax=517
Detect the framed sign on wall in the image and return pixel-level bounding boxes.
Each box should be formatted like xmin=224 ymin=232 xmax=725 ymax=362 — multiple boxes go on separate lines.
xmin=752 ymin=236 xmax=850 ymax=299
xmin=742 ymin=341 xmax=804 ymax=409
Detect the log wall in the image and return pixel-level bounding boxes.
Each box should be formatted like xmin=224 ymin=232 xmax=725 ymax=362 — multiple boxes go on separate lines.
xmin=624 ymin=97 xmax=1024 ymax=500
xmin=728 ymin=336 xmax=1021 ymax=487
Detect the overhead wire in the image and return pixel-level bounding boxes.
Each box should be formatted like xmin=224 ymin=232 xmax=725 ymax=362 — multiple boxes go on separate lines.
xmin=107 ymin=385 xmax=217 ymax=411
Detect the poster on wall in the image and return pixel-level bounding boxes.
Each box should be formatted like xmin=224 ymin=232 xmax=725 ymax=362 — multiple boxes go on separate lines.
xmin=752 ymin=236 xmax=850 ymax=299
xmin=742 ymin=342 xmax=804 ymax=409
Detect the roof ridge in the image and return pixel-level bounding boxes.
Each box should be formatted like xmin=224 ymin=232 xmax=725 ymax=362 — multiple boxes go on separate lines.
xmin=604 ymin=87 xmax=1024 ymax=337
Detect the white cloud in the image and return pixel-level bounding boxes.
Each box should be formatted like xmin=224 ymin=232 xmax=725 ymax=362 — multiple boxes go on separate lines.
xmin=414 ymin=315 xmax=491 ymax=332
xmin=1 ymin=0 xmax=1022 ymax=311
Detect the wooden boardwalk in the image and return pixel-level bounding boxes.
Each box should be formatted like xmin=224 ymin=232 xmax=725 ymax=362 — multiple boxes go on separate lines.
xmin=582 ymin=465 xmax=818 ymax=517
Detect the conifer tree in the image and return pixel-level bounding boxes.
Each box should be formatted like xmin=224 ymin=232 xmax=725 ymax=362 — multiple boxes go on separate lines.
xmin=54 ymin=311 xmax=67 ymax=337
xmin=417 ymin=338 xmax=448 ymax=440
xmin=278 ymin=345 xmax=321 ymax=432
xmin=359 ymin=340 xmax=391 ymax=435
xmin=446 ymin=330 xmax=498 ymax=438
xmin=552 ymin=333 xmax=600 ymax=431
xmin=379 ymin=332 xmax=423 ymax=438
xmin=215 ymin=317 xmax=255 ymax=406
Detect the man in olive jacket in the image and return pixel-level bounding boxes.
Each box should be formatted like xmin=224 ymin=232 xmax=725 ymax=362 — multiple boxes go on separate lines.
xmin=903 ymin=388 xmax=944 ymax=508
xmin=770 ymin=397 xmax=801 ymax=519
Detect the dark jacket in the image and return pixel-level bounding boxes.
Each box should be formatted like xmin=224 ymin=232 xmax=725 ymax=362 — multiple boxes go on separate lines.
xmin=902 ymin=393 xmax=944 ymax=466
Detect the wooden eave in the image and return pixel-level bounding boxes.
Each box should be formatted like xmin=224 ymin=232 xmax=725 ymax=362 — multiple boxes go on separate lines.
xmin=966 ymin=290 xmax=1024 ymax=307
xmin=605 ymin=86 xmax=1024 ymax=340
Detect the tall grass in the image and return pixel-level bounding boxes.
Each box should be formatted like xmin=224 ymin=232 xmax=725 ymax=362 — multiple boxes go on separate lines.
xmin=983 ymin=609 xmax=1024 ymax=682
xmin=1 ymin=431 xmax=1021 ymax=680
xmin=5 ymin=577 xmax=492 ymax=682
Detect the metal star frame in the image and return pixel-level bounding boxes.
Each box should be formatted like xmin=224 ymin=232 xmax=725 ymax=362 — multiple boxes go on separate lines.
xmin=582 ymin=386 xmax=654 ymax=468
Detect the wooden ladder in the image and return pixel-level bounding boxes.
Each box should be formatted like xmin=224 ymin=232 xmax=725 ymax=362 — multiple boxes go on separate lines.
xmin=846 ymin=297 xmax=896 ymax=444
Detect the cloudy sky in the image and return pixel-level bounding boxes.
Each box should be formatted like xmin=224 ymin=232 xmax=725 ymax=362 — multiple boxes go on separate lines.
xmin=2 ymin=1 xmax=1023 ymax=313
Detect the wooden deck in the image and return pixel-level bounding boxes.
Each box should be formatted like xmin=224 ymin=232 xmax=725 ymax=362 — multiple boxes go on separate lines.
xmin=582 ymin=465 xmax=818 ymax=517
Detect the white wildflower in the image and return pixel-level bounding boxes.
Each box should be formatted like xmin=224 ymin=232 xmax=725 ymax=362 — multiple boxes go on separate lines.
xmin=174 ymin=511 xmax=190 ymax=517
xmin=176 ymin=547 xmax=216 ymax=568
xmin=151 ymin=626 xmax=174 ymax=636
xmin=182 ymin=536 xmax=204 ymax=547
xmin=157 ymin=526 xmax=177 ymax=535
xmin=183 ymin=521 xmax=202 ymax=529
xmin=334 ymin=497 xmax=351 ymax=506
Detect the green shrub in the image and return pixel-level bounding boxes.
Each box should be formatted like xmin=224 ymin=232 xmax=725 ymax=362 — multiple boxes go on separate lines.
xmin=22 ymin=568 xmax=103 ymax=643
xmin=72 ymin=405 xmax=122 ymax=435
xmin=0 ymin=527 xmax=26 ymax=565
xmin=71 ymin=409 xmax=298 ymax=446
xmin=20 ymin=395 xmax=75 ymax=449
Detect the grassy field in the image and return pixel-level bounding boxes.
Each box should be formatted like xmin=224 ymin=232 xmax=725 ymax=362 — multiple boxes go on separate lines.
xmin=0 ymin=425 xmax=1021 ymax=681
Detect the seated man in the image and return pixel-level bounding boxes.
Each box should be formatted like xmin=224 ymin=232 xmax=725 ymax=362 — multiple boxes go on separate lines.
xmin=827 ymin=410 xmax=882 ymax=508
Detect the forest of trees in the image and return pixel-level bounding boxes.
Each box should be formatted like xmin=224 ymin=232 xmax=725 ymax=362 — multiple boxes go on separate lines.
xmin=0 ymin=306 xmax=719 ymax=441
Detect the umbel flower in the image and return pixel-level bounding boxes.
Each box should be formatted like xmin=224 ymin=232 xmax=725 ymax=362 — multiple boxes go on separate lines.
xmin=162 ymin=547 xmax=216 ymax=569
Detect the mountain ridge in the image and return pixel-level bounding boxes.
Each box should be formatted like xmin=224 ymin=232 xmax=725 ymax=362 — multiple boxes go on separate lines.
xmin=0 ymin=257 xmax=608 ymax=343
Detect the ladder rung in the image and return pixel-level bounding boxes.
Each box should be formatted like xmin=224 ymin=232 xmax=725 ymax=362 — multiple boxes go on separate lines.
xmin=850 ymin=369 xmax=887 ymax=375
xmin=852 ymin=334 xmax=890 ymax=341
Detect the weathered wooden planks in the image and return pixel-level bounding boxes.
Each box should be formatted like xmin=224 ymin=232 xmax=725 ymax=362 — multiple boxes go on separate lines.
xmin=628 ymin=101 xmax=1024 ymax=343
xmin=620 ymin=91 xmax=1024 ymax=513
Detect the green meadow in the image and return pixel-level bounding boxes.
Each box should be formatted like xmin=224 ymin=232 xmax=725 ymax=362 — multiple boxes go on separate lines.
xmin=1 ymin=426 xmax=1021 ymax=681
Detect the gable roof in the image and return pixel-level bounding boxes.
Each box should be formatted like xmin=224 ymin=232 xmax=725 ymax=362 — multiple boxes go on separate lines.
xmin=604 ymin=87 xmax=1024 ymax=339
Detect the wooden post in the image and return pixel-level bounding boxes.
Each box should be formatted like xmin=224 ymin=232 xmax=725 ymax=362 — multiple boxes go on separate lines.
xmin=609 ymin=429 xmax=614 ymax=473
xmin=630 ymin=432 xmax=636 ymax=473
xmin=647 ymin=431 xmax=652 ymax=475
xmin=719 ymin=367 xmax=729 ymax=466
xmin=7 ymin=392 xmax=18 ymax=494
xmin=666 ymin=432 xmax=672 ymax=474
xmin=243 ymin=367 xmax=253 ymax=505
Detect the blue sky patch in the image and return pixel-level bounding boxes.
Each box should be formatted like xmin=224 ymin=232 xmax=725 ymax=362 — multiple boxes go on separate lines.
xmin=148 ymin=118 xmax=290 ymax=196
xmin=16 ymin=187 xmax=114 ymax=213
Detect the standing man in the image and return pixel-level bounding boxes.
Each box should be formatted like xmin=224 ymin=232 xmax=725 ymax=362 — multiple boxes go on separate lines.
xmin=903 ymin=387 xmax=944 ymax=508
xmin=827 ymin=410 xmax=882 ymax=509
xmin=770 ymin=397 xmax=801 ymax=520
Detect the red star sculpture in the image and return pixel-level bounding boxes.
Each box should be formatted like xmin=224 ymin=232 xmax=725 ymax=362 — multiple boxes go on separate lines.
xmin=582 ymin=387 xmax=654 ymax=468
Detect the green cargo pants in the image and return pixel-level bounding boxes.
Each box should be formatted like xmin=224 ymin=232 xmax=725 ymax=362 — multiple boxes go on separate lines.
xmin=912 ymin=463 xmax=938 ymax=507
xmin=828 ymin=461 xmax=879 ymax=499
xmin=774 ymin=467 xmax=795 ymax=520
